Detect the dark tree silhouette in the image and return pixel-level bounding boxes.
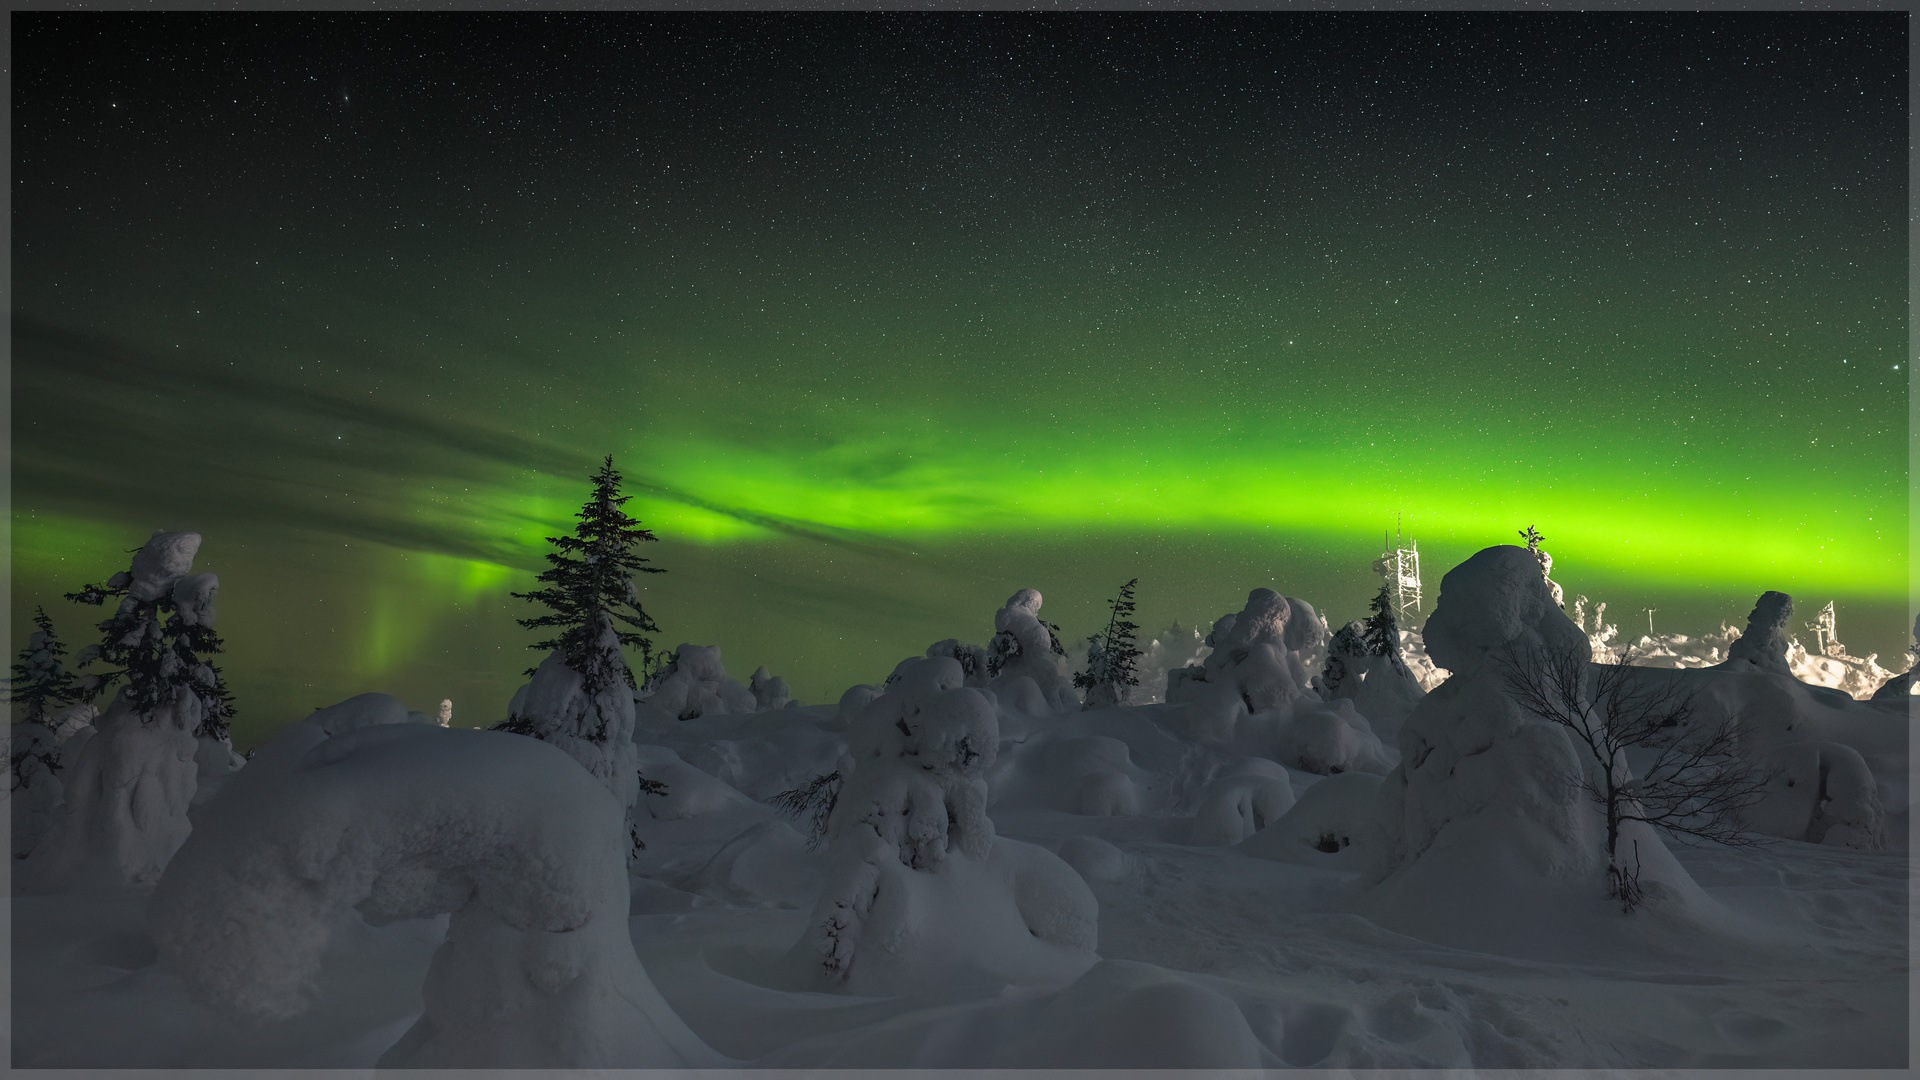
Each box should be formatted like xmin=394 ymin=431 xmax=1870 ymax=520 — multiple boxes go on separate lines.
xmin=1499 ymin=643 xmax=1769 ymax=911
xmin=7 ymin=607 xmax=80 ymax=793
xmin=1074 ymin=578 xmax=1143 ymax=708
xmin=6 ymin=607 xmax=81 ymax=725
xmin=769 ymin=770 xmax=842 ymax=850
xmin=512 ymin=456 xmax=665 ymax=698
xmin=1361 ymin=585 xmax=1410 ymax=676
xmin=67 ymin=546 xmax=233 ymax=740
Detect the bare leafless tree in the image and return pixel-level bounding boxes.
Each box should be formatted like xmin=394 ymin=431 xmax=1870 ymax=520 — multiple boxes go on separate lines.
xmin=1498 ymin=644 xmax=1770 ymax=911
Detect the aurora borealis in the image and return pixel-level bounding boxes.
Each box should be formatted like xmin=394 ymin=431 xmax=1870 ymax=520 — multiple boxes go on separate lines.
xmin=13 ymin=13 xmax=1908 ymax=745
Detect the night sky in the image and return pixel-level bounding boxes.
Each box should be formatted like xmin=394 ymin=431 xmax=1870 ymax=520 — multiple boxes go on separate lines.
xmin=13 ymin=13 xmax=1908 ymax=747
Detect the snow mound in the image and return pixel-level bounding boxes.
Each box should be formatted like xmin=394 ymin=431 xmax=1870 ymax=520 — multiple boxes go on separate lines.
xmin=1746 ymin=740 xmax=1886 ymax=850
xmin=11 ymin=719 xmax=65 ymax=860
xmin=643 ymin=643 xmax=756 ymax=720
xmin=994 ymin=959 xmax=1267 ymax=1068
xmin=1357 ymin=545 xmax=1706 ymax=956
xmin=1238 ymin=771 xmax=1385 ymax=865
xmin=780 ymin=655 xmax=1097 ymax=995
xmin=18 ymin=692 xmax=200 ymax=895
xmin=632 ymin=704 xmax=846 ymax=803
xmin=149 ymin=719 xmax=724 ymax=1068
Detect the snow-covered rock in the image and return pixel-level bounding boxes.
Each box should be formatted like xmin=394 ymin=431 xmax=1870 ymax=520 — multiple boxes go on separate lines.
xmin=149 ymin=719 xmax=725 ymax=1068
xmin=779 ymin=655 xmax=1097 ymax=995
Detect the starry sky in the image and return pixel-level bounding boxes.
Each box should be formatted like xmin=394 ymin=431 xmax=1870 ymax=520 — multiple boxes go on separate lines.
xmin=13 ymin=12 xmax=1909 ymax=746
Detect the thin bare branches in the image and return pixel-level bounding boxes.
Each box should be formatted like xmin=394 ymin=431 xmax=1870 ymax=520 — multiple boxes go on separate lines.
xmin=1498 ymin=643 xmax=1770 ymax=910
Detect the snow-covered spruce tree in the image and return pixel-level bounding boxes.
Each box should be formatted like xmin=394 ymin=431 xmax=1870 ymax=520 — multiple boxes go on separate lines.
xmin=20 ymin=531 xmax=229 ymax=892
xmin=8 ymin=607 xmax=83 ymax=859
xmin=1362 ymin=585 xmax=1411 ymax=676
xmin=499 ymin=456 xmax=665 ymax=846
xmin=1314 ymin=621 xmax=1368 ymax=701
xmin=66 ymin=537 xmax=233 ymax=743
xmin=1074 ymin=578 xmax=1143 ymax=709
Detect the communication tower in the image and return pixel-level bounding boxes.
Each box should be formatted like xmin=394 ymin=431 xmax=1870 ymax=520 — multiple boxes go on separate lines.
xmin=1371 ymin=516 xmax=1423 ymax=622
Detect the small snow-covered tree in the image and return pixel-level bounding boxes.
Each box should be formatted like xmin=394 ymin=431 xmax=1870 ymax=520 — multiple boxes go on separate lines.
xmin=8 ymin=607 xmax=82 ymax=726
xmin=1073 ymin=578 xmax=1142 ymax=709
xmin=1314 ymin=621 xmax=1368 ymax=701
xmin=8 ymin=607 xmax=80 ymax=853
xmin=510 ymin=455 xmax=665 ymax=717
xmin=66 ymin=541 xmax=233 ymax=741
xmin=1499 ymin=643 xmax=1769 ymax=910
xmin=1361 ymin=586 xmax=1410 ymax=676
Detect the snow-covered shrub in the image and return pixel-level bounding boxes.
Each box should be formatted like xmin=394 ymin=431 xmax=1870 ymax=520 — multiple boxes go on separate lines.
xmin=986 ymin=589 xmax=1078 ymax=712
xmin=1274 ymin=697 xmax=1394 ymax=776
xmin=832 ymin=683 xmax=880 ymax=731
xmin=782 ymin=655 xmax=1098 ymax=995
xmin=1189 ymin=768 xmax=1295 ymax=846
xmin=642 ymin=643 xmax=756 ymax=721
xmin=1238 ymin=771 xmax=1385 ymax=865
xmin=507 ymin=636 xmax=643 ymax=825
xmin=748 ymin=665 xmax=792 ymax=710
xmin=926 ymin=637 xmax=992 ymax=687
xmin=1746 ymin=740 xmax=1885 ymax=850
xmin=149 ymin=718 xmax=723 ymax=1068
xmin=1138 ymin=622 xmax=1209 ymax=705
xmin=1168 ymin=589 xmax=1327 ymax=743
xmin=1356 ymin=546 xmax=1706 ymax=953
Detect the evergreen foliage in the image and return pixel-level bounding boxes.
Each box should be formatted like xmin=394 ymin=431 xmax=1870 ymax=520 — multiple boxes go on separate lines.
xmin=769 ymin=770 xmax=842 ymax=850
xmin=1315 ymin=620 xmax=1369 ymax=700
xmin=7 ymin=607 xmax=81 ymax=724
xmin=513 ymin=456 xmax=664 ymax=694
xmin=1073 ymin=578 xmax=1143 ymax=707
xmin=67 ymin=555 xmax=233 ymax=739
xmin=1362 ymin=585 xmax=1409 ymax=675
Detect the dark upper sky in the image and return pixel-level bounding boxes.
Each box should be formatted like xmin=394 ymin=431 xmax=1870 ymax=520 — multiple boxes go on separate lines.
xmin=13 ymin=12 xmax=1908 ymax=743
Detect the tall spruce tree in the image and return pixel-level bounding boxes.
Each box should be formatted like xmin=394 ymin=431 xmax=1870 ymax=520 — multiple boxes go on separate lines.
xmin=1074 ymin=578 xmax=1143 ymax=709
xmin=512 ymin=455 xmax=664 ymax=706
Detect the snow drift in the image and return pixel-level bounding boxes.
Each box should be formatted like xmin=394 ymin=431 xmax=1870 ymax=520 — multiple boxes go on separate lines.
xmin=148 ymin=705 xmax=724 ymax=1068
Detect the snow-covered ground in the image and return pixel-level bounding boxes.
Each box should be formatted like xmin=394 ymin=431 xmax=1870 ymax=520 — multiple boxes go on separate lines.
xmin=10 ymin=553 xmax=1912 ymax=1068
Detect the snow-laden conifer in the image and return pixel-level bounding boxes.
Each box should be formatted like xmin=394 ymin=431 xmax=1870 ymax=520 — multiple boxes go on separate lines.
xmin=1073 ymin=578 xmax=1143 ymax=709
xmin=9 ymin=607 xmax=83 ymax=859
xmin=499 ymin=456 xmax=666 ymax=848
